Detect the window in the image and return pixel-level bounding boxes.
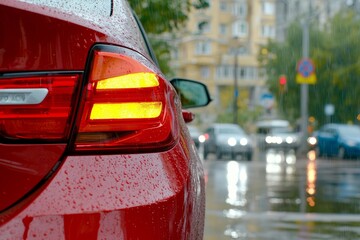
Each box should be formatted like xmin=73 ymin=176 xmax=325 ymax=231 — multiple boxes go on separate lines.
xmin=233 ymin=1 xmax=247 ymax=17
xmin=232 ymin=46 xmax=249 ymax=55
xmin=216 ymin=65 xmax=261 ymax=80
xmin=262 ymin=1 xmax=275 ymax=15
xmin=219 ymin=23 xmax=227 ymax=35
xmin=232 ymin=20 xmax=248 ymax=37
xmin=198 ymin=21 xmax=210 ymax=33
xmin=216 ymin=65 xmax=232 ymax=79
xmin=200 ymin=66 xmax=210 ymax=78
xmin=220 ymin=1 xmax=227 ymax=11
xmin=261 ymin=25 xmax=275 ymax=38
xmin=195 ymin=40 xmax=211 ymax=55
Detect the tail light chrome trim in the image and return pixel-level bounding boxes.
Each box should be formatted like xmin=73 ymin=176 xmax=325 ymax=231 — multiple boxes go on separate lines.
xmin=0 ymin=88 xmax=48 ymax=105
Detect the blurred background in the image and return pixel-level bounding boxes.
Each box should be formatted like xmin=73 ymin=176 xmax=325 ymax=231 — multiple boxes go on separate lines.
xmin=130 ymin=0 xmax=360 ymax=239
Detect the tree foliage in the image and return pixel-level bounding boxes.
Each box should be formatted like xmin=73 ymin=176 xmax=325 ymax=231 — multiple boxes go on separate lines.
xmin=258 ymin=9 xmax=360 ymax=127
xmin=128 ymin=0 xmax=209 ymax=75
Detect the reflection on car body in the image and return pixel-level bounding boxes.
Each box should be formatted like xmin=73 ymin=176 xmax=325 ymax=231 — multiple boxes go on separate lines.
xmin=201 ymin=123 xmax=253 ymax=161
xmin=316 ymin=123 xmax=360 ymax=159
xmin=187 ymin=125 xmax=202 ymax=149
xmin=0 ymin=0 xmax=211 ymax=239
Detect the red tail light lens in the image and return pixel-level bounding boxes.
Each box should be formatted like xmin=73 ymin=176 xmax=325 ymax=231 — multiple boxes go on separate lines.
xmin=0 ymin=75 xmax=79 ymax=140
xmin=74 ymin=46 xmax=178 ymax=153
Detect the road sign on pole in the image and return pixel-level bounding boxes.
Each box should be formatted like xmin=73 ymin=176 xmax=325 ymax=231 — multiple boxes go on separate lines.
xmin=296 ymin=58 xmax=317 ymax=84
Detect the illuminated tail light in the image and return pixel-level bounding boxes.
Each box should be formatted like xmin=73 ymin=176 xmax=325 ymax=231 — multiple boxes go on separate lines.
xmin=0 ymin=75 xmax=79 ymax=140
xmin=74 ymin=46 xmax=178 ymax=153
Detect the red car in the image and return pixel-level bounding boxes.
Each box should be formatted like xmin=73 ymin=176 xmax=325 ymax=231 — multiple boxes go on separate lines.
xmin=0 ymin=0 xmax=211 ymax=239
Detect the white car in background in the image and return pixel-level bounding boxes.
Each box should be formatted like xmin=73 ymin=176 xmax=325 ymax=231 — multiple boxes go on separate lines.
xmin=256 ymin=119 xmax=301 ymax=151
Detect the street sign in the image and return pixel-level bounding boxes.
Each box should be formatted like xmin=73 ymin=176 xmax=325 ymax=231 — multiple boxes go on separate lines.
xmin=260 ymin=93 xmax=274 ymax=109
xmin=325 ymin=104 xmax=335 ymax=116
xmin=296 ymin=58 xmax=317 ymax=84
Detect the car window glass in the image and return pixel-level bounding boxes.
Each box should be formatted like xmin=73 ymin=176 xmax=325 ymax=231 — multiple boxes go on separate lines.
xmin=338 ymin=125 xmax=360 ymax=136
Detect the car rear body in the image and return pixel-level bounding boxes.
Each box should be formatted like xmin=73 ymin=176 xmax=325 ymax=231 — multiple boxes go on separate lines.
xmin=0 ymin=0 xmax=206 ymax=239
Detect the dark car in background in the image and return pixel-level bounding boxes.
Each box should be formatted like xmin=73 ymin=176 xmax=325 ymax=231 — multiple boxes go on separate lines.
xmin=316 ymin=123 xmax=360 ymax=159
xmin=201 ymin=123 xmax=253 ymax=161
xmin=0 ymin=0 xmax=211 ymax=239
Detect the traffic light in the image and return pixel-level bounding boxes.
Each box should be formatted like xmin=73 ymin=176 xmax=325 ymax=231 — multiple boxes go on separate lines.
xmin=279 ymin=75 xmax=287 ymax=93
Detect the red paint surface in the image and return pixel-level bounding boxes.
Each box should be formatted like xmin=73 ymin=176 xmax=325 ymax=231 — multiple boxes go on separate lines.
xmin=0 ymin=140 xmax=205 ymax=239
xmin=0 ymin=0 xmax=205 ymax=238
xmin=0 ymin=145 xmax=66 ymax=211
xmin=64 ymin=213 xmax=100 ymax=240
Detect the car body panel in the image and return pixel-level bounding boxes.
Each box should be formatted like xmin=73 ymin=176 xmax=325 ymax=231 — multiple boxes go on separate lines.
xmin=1 ymin=135 xmax=205 ymax=239
xmin=316 ymin=124 xmax=360 ymax=159
xmin=0 ymin=0 xmax=207 ymax=238
xmin=0 ymin=0 xmax=150 ymax=72
xmin=0 ymin=144 xmax=66 ymax=212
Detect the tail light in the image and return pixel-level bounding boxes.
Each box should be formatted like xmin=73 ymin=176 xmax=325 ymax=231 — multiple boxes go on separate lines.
xmin=0 ymin=75 xmax=79 ymax=141
xmin=73 ymin=45 xmax=179 ymax=153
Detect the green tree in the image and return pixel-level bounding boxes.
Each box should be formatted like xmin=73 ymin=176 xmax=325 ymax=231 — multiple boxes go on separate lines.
xmin=314 ymin=10 xmax=360 ymax=125
xmin=258 ymin=9 xmax=360 ymax=126
xmin=129 ymin=0 xmax=209 ymax=75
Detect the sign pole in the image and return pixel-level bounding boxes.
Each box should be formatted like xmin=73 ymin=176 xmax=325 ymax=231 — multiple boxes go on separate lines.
xmin=300 ymin=4 xmax=310 ymax=156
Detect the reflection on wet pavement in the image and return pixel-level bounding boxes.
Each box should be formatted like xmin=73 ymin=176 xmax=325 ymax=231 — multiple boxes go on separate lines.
xmin=204 ymin=149 xmax=360 ymax=239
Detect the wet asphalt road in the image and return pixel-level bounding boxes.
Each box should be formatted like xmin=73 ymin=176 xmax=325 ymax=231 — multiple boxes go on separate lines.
xmin=203 ymin=149 xmax=360 ymax=240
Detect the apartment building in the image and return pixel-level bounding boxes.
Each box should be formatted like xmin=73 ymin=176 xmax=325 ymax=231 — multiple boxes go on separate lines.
xmin=170 ymin=0 xmax=276 ymax=124
xmin=276 ymin=0 xmax=350 ymax=42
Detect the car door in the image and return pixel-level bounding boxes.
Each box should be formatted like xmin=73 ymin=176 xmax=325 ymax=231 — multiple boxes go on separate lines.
xmin=319 ymin=127 xmax=339 ymax=156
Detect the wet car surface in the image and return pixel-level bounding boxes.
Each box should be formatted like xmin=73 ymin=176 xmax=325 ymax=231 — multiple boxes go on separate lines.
xmin=0 ymin=0 xmax=211 ymax=239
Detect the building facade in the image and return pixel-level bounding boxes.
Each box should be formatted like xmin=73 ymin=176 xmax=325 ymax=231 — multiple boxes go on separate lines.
xmin=170 ymin=0 xmax=276 ymax=125
xmin=276 ymin=0 xmax=351 ymax=42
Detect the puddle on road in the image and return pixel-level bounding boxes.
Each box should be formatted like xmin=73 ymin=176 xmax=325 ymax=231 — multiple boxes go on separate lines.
xmin=204 ymin=149 xmax=360 ymax=239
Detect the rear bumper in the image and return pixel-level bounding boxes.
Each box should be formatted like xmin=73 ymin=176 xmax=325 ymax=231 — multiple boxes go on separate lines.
xmin=0 ymin=142 xmax=205 ymax=239
xmin=264 ymin=142 xmax=300 ymax=149
xmin=345 ymin=146 xmax=360 ymax=157
xmin=218 ymin=145 xmax=253 ymax=155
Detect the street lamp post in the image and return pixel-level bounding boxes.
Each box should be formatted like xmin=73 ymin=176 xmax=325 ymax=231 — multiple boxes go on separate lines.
xmin=233 ymin=46 xmax=239 ymax=124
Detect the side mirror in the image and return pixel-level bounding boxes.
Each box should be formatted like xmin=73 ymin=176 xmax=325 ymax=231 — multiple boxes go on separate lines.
xmin=170 ymin=78 xmax=212 ymax=109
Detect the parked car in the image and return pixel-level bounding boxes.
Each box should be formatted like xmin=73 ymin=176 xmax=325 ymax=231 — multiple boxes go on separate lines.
xmin=316 ymin=124 xmax=360 ymax=159
xmin=256 ymin=119 xmax=301 ymax=151
xmin=201 ymin=123 xmax=253 ymax=161
xmin=0 ymin=1 xmax=211 ymax=239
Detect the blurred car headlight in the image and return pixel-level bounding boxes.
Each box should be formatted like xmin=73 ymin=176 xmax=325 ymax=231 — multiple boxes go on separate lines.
xmin=266 ymin=136 xmax=283 ymax=144
xmin=286 ymin=136 xmax=294 ymax=144
xmin=240 ymin=138 xmax=248 ymax=146
xmin=265 ymin=136 xmax=272 ymax=143
xmin=198 ymin=134 xmax=206 ymax=143
xmin=307 ymin=136 xmax=317 ymax=146
xmin=228 ymin=137 xmax=237 ymax=147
